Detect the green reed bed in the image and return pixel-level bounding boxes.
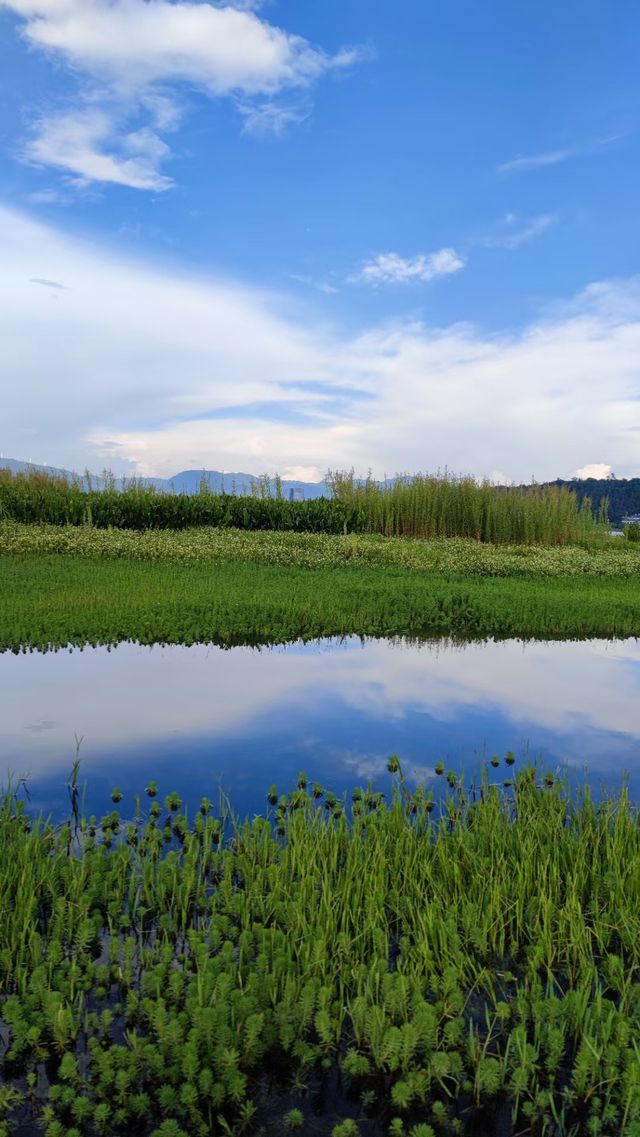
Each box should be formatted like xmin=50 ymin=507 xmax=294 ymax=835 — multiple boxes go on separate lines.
xmin=328 ymin=471 xmax=607 ymax=545
xmin=1 ymin=549 xmax=640 ymax=652
xmin=0 ymin=468 xmax=608 ymax=546
xmin=0 ymin=469 xmax=355 ymax=536
xmin=3 ymin=761 xmax=640 ymax=1137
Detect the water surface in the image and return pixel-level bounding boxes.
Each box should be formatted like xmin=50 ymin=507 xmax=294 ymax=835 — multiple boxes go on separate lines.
xmin=2 ymin=636 xmax=639 ymax=816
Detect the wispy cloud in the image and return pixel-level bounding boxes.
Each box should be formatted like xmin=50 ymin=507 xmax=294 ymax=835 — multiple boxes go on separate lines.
xmin=499 ymin=134 xmax=623 ymax=175
xmin=498 ymin=148 xmax=574 ymax=174
xmin=352 ymin=248 xmax=465 ymax=286
xmin=290 ymin=273 xmax=339 ymax=295
xmin=24 ymin=108 xmax=174 ymax=191
xmin=2 ymin=0 xmax=362 ymax=190
xmin=483 ymin=212 xmax=556 ymax=250
xmin=237 ymin=99 xmax=311 ymax=138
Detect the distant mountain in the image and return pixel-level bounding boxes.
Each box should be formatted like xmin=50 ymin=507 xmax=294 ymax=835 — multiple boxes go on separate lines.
xmin=165 ymin=469 xmax=328 ymax=499
xmin=1 ymin=456 xmax=87 ymax=482
xmin=0 ymin=457 xmax=328 ymax=499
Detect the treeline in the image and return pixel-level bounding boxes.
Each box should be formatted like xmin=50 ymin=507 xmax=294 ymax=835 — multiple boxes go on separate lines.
xmin=550 ymin=477 xmax=640 ymax=526
xmin=0 ymin=467 xmax=608 ymax=545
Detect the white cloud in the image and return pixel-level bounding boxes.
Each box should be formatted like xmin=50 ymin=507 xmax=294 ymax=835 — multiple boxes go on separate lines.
xmin=498 ymin=135 xmax=623 ymax=176
xmin=237 ymin=99 xmax=311 ymax=138
xmin=353 ymin=248 xmax=465 ymax=286
xmin=25 ymin=108 xmax=174 ymax=190
xmin=6 ymin=0 xmax=349 ymax=91
xmin=290 ymin=273 xmax=339 ymax=295
xmin=498 ymin=148 xmax=574 ymax=174
xmin=281 ymin=465 xmax=325 ymax=482
xmin=3 ymin=638 xmax=640 ymax=784
xmin=572 ymin=463 xmax=614 ymax=480
xmin=3 ymin=0 xmax=360 ymax=188
xmin=1 ymin=204 xmax=640 ymax=482
xmin=483 ymin=212 xmax=556 ymax=250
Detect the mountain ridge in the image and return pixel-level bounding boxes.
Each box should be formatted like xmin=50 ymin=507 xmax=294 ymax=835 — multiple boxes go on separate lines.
xmin=0 ymin=457 xmax=328 ymax=499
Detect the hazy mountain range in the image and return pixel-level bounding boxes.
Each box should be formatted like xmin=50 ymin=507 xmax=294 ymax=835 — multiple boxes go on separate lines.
xmin=0 ymin=457 xmax=329 ymax=499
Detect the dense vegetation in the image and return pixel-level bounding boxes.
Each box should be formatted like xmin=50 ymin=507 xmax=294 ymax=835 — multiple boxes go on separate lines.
xmin=5 ymin=522 xmax=640 ymax=575
xmin=550 ymin=477 xmax=640 ymax=527
xmin=0 ymin=468 xmax=608 ymax=545
xmin=0 ymin=469 xmax=358 ymax=535
xmin=3 ymin=761 xmax=640 ymax=1137
xmin=2 ymin=543 xmax=640 ymax=652
xmin=328 ymin=471 xmax=607 ymax=545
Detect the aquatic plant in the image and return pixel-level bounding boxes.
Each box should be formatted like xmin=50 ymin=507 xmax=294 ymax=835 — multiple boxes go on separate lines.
xmin=2 ymin=760 xmax=640 ymax=1134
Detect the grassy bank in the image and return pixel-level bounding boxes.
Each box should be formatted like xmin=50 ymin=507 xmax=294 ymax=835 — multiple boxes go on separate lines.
xmin=1 ymin=546 xmax=640 ymax=651
xmin=2 ymin=763 xmax=640 ymax=1137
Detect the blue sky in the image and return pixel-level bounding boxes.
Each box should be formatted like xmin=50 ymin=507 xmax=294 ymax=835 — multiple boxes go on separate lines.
xmin=1 ymin=0 xmax=639 ymax=480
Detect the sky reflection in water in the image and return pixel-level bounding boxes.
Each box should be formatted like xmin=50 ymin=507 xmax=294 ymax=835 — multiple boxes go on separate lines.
xmin=1 ymin=637 xmax=639 ymax=817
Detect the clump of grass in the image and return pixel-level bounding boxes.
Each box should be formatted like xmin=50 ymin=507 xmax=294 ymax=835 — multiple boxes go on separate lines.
xmin=2 ymin=759 xmax=640 ymax=1135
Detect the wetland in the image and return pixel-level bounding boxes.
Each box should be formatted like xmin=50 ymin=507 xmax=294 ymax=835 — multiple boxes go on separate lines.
xmin=1 ymin=484 xmax=640 ymax=1136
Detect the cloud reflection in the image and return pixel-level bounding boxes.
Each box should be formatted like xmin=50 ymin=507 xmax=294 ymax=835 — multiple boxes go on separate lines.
xmin=1 ymin=639 xmax=639 ymax=791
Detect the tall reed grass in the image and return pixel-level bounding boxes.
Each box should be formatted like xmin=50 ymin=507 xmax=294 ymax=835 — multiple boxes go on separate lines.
xmin=0 ymin=468 xmax=609 ymax=545
xmin=328 ymin=470 xmax=608 ymax=545
xmin=2 ymin=761 xmax=640 ymax=1136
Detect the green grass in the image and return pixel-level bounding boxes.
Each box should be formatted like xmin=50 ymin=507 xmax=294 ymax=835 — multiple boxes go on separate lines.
xmin=4 ymin=521 xmax=640 ymax=575
xmin=1 ymin=546 xmax=640 ymax=652
xmin=3 ymin=761 xmax=640 ymax=1136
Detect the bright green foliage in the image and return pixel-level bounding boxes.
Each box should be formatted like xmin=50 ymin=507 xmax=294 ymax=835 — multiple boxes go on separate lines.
xmin=0 ymin=468 xmax=358 ymax=535
xmin=3 ymin=765 xmax=640 ymax=1134
xmin=0 ymin=466 xmax=610 ymax=545
xmin=283 ymin=1109 xmax=305 ymax=1129
xmin=328 ymin=468 xmax=607 ymax=544
xmin=2 ymin=531 xmax=640 ymax=653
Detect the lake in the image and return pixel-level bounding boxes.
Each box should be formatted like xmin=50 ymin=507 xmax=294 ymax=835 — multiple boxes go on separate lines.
xmin=2 ymin=635 xmax=639 ymax=818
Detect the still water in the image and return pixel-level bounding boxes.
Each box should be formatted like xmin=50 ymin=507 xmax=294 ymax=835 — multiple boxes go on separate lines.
xmin=1 ymin=636 xmax=639 ymax=817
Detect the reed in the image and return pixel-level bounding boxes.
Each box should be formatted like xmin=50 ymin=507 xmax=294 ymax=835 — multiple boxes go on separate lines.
xmin=2 ymin=760 xmax=640 ymax=1136
xmin=328 ymin=470 xmax=608 ymax=545
xmin=0 ymin=468 xmax=609 ymax=545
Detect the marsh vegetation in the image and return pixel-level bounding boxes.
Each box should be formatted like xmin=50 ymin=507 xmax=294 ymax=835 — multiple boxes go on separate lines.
xmin=2 ymin=547 xmax=640 ymax=653
xmin=0 ymin=468 xmax=608 ymax=546
xmin=2 ymin=760 xmax=640 ymax=1137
